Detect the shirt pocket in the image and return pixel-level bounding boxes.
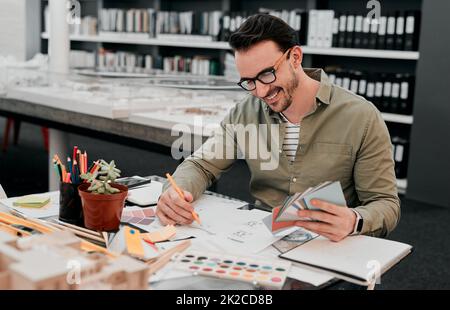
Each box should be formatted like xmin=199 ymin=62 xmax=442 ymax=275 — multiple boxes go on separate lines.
xmin=301 ymin=142 xmax=353 ymax=187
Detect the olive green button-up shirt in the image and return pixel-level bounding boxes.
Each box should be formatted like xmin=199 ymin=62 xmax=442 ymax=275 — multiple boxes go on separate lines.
xmin=166 ymin=68 xmax=400 ymax=238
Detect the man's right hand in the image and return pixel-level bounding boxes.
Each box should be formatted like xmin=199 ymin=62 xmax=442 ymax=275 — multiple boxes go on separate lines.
xmin=156 ymin=187 xmax=194 ymax=225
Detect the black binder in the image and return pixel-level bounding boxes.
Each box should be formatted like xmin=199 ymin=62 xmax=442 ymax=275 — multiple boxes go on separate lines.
xmin=368 ymin=18 xmax=378 ymax=49
xmin=394 ymin=12 xmax=405 ymax=50
xmin=389 ymin=74 xmax=401 ymax=113
xmin=338 ymin=14 xmax=347 ymax=47
xmin=404 ymin=10 xmax=421 ymax=51
xmin=353 ymin=16 xmax=363 ymax=48
xmin=381 ymin=73 xmax=392 ymax=112
xmin=374 ymin=78 xmax=384 ymax=110
xmin=376 ymin=16 xmax=387 ymax=50
xmin=392 ymin=136 xmax=409 ymax=179
xmin=361 ymin=17 xmax=370 ymax=49
xmin=332 ymin=14 xmax=340 ymax=47
xmin=385 ymin=14 xmax=396 ymax=50
xmin=345 ymin=15 xmax=355 ymax=48
xmin=399 ymin=74 xmax=414 ymax=115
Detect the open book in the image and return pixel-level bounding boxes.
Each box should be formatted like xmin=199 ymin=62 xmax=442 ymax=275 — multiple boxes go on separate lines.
xmin=279 ymin=235 xmax=413 ymax=286
xmin=270 ymin=181 xmax=347 ymax=232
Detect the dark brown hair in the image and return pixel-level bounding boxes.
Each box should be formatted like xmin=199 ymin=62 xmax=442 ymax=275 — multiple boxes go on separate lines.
xmin=229 ymin=13 xmax=299 ymax=52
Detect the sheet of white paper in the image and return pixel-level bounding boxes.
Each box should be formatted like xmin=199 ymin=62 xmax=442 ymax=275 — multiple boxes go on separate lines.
xmin=126 ymin=181 xmax=163 ymax=206
xmin=142 ymin=195 xmax=255 ymax=239
xmin=0 ymin=191 xmax=60 ymax=218
xmin=226 ymin=217 xmax=299 ymax=254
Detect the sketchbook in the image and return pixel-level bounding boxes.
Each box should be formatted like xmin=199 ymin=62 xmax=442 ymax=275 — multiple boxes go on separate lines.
xmin=279 ymin=235 xmax=413 ymax=286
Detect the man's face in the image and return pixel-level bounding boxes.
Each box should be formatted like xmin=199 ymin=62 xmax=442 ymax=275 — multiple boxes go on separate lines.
xmin=235 ymin=40 xmax=299 ymax=113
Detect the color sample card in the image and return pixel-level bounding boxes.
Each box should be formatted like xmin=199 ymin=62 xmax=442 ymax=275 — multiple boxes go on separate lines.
xmin=121 ymin=207 xmax=155 ymax=225
xmin=173 ymin=250 xmax=291 ymax=289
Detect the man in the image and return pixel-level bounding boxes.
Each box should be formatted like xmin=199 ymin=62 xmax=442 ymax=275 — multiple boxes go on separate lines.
xmin=156 ymin=14 xmax=400 ymax=241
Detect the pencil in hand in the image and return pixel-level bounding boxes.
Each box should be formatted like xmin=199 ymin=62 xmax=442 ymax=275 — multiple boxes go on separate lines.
xmin=165 ymin=173 xmax=201 ymax=225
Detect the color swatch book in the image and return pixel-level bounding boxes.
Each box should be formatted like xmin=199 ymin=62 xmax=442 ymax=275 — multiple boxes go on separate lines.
xmin=173 ymin=249 xmax=291 ymax=289
xmin=121 ymin=206 xmax=156 ymax=226
xmin=279 ymin=235 xmax=413 ymax=286
xmin=271 ymin=181 xmax=347 ymax=232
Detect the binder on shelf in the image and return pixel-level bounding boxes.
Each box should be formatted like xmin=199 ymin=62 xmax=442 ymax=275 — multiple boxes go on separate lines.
xmin=385 ymin=14 xmax=396 ymax=50
xmin=390 ymin=76 xmax=401 ymax=113
xmin=338 ymin=14 xmax=347 ymax=47
xmin=399 ymin=74 xmax=414 ymax=115
xmin=307 ymin=10 xmax=319 ymax=47
xmin=365 ymin=78 xmax=376 ymax=104
xmin=350 ymin=71 xmax=360 ymax=95
xmin=381 ymin=74 xmax=392 ymax=112
xmin=332 ymin=15 xmax=340 ymax=47
xmin=368 ymin=17 xmax=378 ymax=49
xmin=404 ymin=10 xmax=421 ymax=51
xmin=377 ymin=16 xmax=387 ymax=50
xmin=345 ymin=14 xmax=355 ymax=48
xmin=220 ymin=13 xmax=231 ymax=42
xmin=374 ymin=80 xmax=384 ymax=110
xmin=353 ymin=16 xmax=363 ymax=49
xmin=392 ymin=136 xmax=410 ymax=179
xmin=394 ymin=13 xmax=405 ymax=50
xmin=357 ymin=73 xmax=367 ymax=97
xmin=361 ymin=17 xmax=370 ymax=49
xmin=323 ymin=10 xmax=335 ymax=48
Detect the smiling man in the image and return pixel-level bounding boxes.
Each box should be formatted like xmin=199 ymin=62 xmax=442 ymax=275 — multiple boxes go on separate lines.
xmin=156 ymin=14 xmax=400 ymax=241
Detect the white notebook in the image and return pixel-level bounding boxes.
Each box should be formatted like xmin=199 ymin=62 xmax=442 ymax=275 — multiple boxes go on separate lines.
xmin=279 ymin=235 xmax=412 ymax=286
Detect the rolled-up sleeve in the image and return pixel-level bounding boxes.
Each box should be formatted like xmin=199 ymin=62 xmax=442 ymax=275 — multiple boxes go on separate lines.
xmin=353 ymin=108 xmax=401 ymax=237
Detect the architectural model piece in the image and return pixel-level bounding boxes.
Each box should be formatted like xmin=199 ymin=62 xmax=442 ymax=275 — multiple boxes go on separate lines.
xmin=0 ymin=230 xmax=149 ymax=289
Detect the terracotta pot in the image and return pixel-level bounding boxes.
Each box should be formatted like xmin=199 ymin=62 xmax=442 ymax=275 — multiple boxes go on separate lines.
xmin=78 ymin=183 xmax=128 ymax=231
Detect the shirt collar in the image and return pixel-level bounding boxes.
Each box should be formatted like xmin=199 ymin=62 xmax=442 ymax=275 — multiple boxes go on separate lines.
xmin=263 ymin=68 xmax=332 ymax=120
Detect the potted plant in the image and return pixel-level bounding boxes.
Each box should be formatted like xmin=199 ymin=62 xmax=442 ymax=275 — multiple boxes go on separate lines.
xmin=78 ymin=159 xmax=128 ymax=231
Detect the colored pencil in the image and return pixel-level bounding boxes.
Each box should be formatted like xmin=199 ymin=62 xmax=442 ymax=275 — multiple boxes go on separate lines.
xmin=165 ymin=173 xmax=201 ymax=225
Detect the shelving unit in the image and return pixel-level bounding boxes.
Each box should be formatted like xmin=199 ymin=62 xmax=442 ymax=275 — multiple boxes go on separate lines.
xmin=380 ymin=113 xmax=414 ymax=125
xmin=41 ymin=33 xmax=420 ymax=60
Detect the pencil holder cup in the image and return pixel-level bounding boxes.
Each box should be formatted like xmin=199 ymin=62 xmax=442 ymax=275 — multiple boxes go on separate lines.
xmin=59 ymin=182 xmax=84 ymax=226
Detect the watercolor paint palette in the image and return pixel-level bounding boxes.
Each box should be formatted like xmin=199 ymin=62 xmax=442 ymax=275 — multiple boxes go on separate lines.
xmin=173 ymin=250 xmax=291 ymax=289
xmin=120 ymin=207 xmax=155 ymax=225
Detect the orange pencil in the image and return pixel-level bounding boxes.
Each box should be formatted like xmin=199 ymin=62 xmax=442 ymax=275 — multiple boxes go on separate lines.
xmin=165 ymin=173 xmax=201 ymax=225
xmin=83 ymin=151 xmax=88 ymax=174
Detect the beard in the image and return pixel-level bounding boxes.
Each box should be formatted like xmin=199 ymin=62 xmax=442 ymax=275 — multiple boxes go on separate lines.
xmin=266 ymin=68 xmax=299 ymax=113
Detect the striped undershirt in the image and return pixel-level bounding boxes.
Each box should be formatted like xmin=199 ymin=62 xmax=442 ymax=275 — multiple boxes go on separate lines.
xmin=280 ymin=113 xmax=300 ymax=162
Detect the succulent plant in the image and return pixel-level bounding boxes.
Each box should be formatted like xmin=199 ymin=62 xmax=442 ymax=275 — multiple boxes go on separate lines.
xmin=81 ymin=159 xmax=121 ymax=194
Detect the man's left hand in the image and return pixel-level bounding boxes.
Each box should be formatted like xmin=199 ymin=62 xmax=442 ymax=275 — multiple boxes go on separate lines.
xmin=295 ymin=199 xmax=356 ymax=242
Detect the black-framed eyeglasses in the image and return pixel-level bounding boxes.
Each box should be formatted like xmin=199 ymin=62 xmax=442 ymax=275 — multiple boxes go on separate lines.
xmin=237 ymin=47 xmax=293 ymax=91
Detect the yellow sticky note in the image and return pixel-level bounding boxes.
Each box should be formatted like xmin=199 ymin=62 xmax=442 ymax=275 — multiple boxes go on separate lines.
xmin=13 ymin=195 xmax=50 ymax=208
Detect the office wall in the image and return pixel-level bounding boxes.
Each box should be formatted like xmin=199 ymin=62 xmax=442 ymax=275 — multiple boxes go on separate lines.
xmin=406 ymin=0 xmax=450 ymax=208
xmin=0 ymin=0 xmax=40 ymax=60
